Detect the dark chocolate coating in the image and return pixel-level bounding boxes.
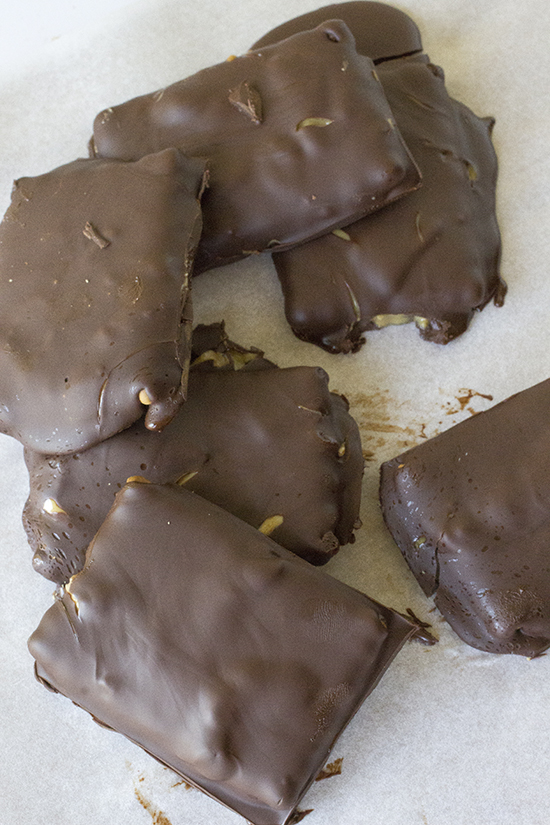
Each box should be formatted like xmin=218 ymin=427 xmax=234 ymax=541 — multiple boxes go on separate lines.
xmin=273 ymin=55 xmax=505 ymax=353
xmin=91 ymin=21 xmax=421 ymax=273
xmin=251 ymin=1 xmax=423 ymax=61
xmin=380 ymin=378 xmax=550 ymax=656
xmin=29 ymin=482 xmax=417 ymax=825
xmin=24 ymin=327 xmax=363 ymax=583
xmin=0 ymin=149 xmax=205 ymax=454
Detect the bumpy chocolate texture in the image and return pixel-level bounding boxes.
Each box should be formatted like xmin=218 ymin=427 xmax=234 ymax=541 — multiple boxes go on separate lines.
xmin=29 ymin=481 xmax=419 ymax=825
xmin=251 ymin=1 xmax=423 ymax=60
xmin=268 ymin=53 xmax=504 ymax=352
xmin=91 ymin=21 xmax=421 ymax=273
xmin=380 ymin=378 xmax=550 ymax=657
xmin=0 ymin=149 xmax=205 ymax=454
xmin=23 ymin=324 xmax=363 ymax=583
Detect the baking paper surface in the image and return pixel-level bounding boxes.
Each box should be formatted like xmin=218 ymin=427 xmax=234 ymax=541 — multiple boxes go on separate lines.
xmin=1 ymin=1 xmax=550 ymax=823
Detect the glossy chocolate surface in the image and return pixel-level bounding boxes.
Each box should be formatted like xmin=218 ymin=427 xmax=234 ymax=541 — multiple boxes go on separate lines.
xmin=0 ymin=149 xmax=204 ymax=454
xmin=29 ymin=481 xmax=417 ymax=825
xmin=24 ymin=324 xmax=363 ymax=583
xmin=273 ymin=54 xmax=504 ymax=353
xmin=380 ymin=378 xmax=550 ymax=656
xmin=91 ymin=21 xmax=421 ymax=273
xmin=251 ymin=1 xmax=423 ymax=61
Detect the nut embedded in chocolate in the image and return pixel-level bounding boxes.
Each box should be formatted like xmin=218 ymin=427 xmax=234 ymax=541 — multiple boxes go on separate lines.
xmin=91 ymin=21 xmax=421 ymax=272
xmin=380 ymin=377 xmax=550 ymax=656
xmin=28 ymin=481 xmax=420 ymax=825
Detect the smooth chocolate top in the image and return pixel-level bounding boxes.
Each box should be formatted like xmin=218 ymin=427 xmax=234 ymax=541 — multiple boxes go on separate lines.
xmin=24 ymin=324 xmax=363 ymax=583
xmin=91 ymin=21 xmax=421 ymax=273
xmin=0 ymin=149 xmax=204 ymax=454
xmin=29 ymin=482 xmax=417 ymax=825
xmin=380 ymin=377 xmax=550 ymax=656
xmin=273 ymin=54 xmax=505 ymax=353
xmin=251 ymin=1 xmax=423 ymax=61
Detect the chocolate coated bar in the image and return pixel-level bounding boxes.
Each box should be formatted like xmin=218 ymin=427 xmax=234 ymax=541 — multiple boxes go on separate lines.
xmin=29 ymin=481 xmax=419 ymax=825
xmin=24 ymin=324 xmax=363 ymax=583
xmin=91 ymin=21 xmax=421 ymax=272
xmin=0 ymin=149 xmax=205 ymax=454
xmin=380 ymin=378 xmax=550 ymax=656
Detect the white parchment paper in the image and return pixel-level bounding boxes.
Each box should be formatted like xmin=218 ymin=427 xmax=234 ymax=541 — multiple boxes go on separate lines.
xmin=1 ymin=2 xmax=550 ymax=824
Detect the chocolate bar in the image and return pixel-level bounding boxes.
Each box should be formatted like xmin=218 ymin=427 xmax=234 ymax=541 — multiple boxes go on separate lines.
xmin=271 ymin=53 xmax=504 ymax=352
xmin=24 ymin=325 xmax=363 ymax=583
xmin=251 ymin=0 xmax=423 ymax=61
xmin=380 ymin=378 xmax=550 ymax=656
xmin=29 ymin=481 xmax=420 ymax=825
xmin=0 ymin=149 xmax=205 ymax=454
xmin=91 ymin=21 xmax=421 ymax=273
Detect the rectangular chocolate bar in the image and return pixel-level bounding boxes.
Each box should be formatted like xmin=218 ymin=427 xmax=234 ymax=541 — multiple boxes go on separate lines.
xmin=0 ymin=149 xmax=205 ymax=454
xmin=29 ymin=481 xmax=419 ymax=825
xmin=380 ymin=378 xmax=550 ymax=656
xmin=91 ymin=21 xmax=421 ymax=272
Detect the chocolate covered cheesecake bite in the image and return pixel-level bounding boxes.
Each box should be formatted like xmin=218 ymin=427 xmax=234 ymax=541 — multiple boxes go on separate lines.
xmin=272 ymin=54 xmax=504 ymax=353
xmin=0 ymin=149 xmax=205 ymax=454
xmin=29 ymin=480 xmax=421 ymax=825
xmin=24 ymin=324 xmax=363 ymax=583
xmin=251 ymin=0 xmax=423 ymax=61
xmin=380 ymin=378 xmax=550 ymax=657
xmin=91 ymin=21 xmax=421 ymax=273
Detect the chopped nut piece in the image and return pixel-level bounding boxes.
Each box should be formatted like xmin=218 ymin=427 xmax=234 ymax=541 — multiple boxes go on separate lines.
xmin=126 ymin=475 xmax=150 ymax=484
xmin=258 ymin=514 xmax=284 ymax=535
xmin=139 ymin=389 xmax=153 ymax=406
xmin=296 ymin=117 xmax=334 ymax=130
xmin=191 ymin=350 xmax=231 ymax=369
xmin=332 ymin=229 xmax=351 ymax=242
xmin=338 ymin=442 xmax=346 ymax=457
xmin=465 ymin=160 xmax=478 ymax=181
xmin=43 ymin=498 xmax=67 ymax=515
xmin=176 ymin=471 xmax=198 ymax=486
xmin=344 ymin=281 xmax=361 ymax=323
xmin=297 ymin=405 xmax=322 ymax=416
xmin=371 ymin=313 xmax=430 ymax=330
xmin=228 ymin=348 xmax=260 ymax=370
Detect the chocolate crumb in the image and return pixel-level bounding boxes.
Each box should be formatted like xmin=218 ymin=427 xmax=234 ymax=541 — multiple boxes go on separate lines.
xmin=315 ymin=756 xmax=343 ymax=781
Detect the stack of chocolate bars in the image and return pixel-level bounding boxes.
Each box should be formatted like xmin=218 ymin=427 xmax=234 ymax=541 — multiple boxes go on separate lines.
xmin=3 ymin=3 xmax=544 ymax=824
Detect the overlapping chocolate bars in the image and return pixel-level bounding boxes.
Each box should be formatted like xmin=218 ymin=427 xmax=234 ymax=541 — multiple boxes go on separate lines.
xmin=24 ymin=325 xmax=364 ymax=583
xmin=380 ymin=378 xmax=550 ymax=657
xmin=254 ymin=9 xmax=504 ymax=352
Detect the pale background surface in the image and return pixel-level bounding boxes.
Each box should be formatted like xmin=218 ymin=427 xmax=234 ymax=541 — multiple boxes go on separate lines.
xmin=1 ymin=1 xmax=549 ymax=823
